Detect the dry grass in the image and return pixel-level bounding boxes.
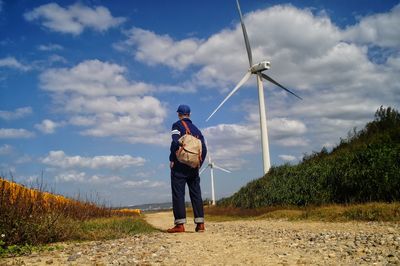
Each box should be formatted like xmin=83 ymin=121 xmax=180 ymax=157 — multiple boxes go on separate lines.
xmin=0 ymin=177 xmax=144 ymax=249
xmin=203 ymin=202 xmax=400 ymax=223
xmin=0 ymin=178 xmax=157 ymax=257
xmin=70 ymin=216 xmax=157 ymax=241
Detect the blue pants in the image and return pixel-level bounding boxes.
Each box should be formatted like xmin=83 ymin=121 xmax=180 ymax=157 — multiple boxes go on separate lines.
xmin=171 ymin=169 xmax=204 ymax=225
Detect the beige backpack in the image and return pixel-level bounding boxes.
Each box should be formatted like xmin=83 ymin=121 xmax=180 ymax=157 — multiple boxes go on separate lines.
xmin=176 ymin=120 xmax=202 ymax=168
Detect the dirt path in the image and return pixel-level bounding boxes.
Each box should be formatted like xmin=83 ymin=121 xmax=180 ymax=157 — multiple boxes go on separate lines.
xmin=144 ymin=211 xmax=400 ymax=265
xmin=1 ymin=212 xmax=399 ymax=265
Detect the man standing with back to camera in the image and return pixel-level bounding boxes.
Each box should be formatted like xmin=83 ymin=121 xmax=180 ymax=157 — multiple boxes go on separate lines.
xmin=168 ymin=104 xmax=207 ymax=233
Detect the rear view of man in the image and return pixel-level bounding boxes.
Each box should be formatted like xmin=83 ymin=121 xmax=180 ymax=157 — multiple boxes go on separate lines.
xmin=168 ymin=104 xmax=207 ymax=233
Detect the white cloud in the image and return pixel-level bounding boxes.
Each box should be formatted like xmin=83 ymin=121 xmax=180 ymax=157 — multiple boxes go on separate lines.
xmin=40 ymin=59 xmax=153 ymax=97
xmin=55 ymin=171 xmax=87 ymax=182
xmin=0 ymin=144 xmax=13 ymax=155
xmin=64 ymin=95 xmax=168 ymax=145
xmin=16 ymin=155 xmax=32 ymax=164
xmin=38 ymin=43 xmax=63 ymax=51
xmin=54 ymin=171 xmax=122 ymax=183
xmin=39 ymin=60 xmax=168 ymax=145
xmin=121 ymin=179 xmax=166 ymax=189
xmin=118 ymin=27 xmax=202 ymax=70
xmin=89 ymin=175 xmax=122 ymax=183
xmin=276 ymin=137 xmax=309 ymax=147
xmin=69 ymin=116 xmax=96 ymax=126
xmin=53 ymin=171 xmax=165 ymax=188
xmin=203 ymin=123 xmax=260 ymax=169
xmin=24 ymin=175 xmax=39 ymax=184
xmin=0 ymin=107 xmax=32 ymax=120
xmin=48 ymin=55 xmax=67 ymax=64
xmin=203 ymin=112 xmax=308 ymax=167
xmin=268 ymin=118 xmax=307 ymax=138
xmin=157 ymin=83 xmax=196 ymax=93
xmin=42 ymin=150 xmax=146 ymax=170
xmin=35 ymin=119 xmax=62 ymax=134
xmin=0 ymin=57 xmax=31 ymax=71
xmin=268 ymin=118 xmax=309 ymax=147
xmin=24 ymin=3 xmax=126 ymax=35
xmin=279 ymin=154 xmax=297 ymax=162
xmin=118 ymin=5 xmax=341 ymax=88
xmin=343 ymin=4 xmax=400 ymax=48
xmin=0 ymin=128 xmax=35 ymax=139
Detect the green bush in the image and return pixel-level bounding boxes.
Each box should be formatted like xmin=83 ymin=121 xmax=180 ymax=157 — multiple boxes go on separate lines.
xmin=220 ymin=106 xmax=400 ymax=208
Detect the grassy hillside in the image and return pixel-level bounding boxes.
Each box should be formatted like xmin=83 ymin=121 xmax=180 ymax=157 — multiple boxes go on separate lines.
xmin=219 ymin=106 xmax=400 ymax=208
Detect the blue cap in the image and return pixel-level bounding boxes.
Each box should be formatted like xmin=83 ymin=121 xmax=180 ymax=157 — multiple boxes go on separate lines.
xmin=177 ymin=104 xmax=191 ymax=114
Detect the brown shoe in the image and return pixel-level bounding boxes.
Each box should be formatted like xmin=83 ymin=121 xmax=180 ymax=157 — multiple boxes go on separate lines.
xmin=195 ymin=223 xmax=205 ymax=232
xmin=167 ymin=224 xmax=185 ymax=233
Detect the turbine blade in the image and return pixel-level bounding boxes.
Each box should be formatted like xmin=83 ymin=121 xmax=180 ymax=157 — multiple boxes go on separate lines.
xmin=214 ymin=164 xmax=231 ymax=173
xmin=206 ymin=71 xmax=252 ymax=121
xmin=261 ymin=73 xmax=303 ymax=100
xmin=236 ymin=0 xmax=253 ymax=67
xmin=199 ymin=165 xmax=210 ymax=175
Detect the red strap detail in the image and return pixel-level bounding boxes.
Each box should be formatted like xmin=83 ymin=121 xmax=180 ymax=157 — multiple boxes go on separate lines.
xmin=180 ymin=120 xmax=191 ymax=135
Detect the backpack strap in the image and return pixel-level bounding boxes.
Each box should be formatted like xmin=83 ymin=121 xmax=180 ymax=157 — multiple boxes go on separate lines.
xmin=180 ymin=120 xmax=191 ymax=135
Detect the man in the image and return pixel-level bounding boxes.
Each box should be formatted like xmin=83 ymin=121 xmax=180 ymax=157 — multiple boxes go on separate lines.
xmin=168 ymin=104 xmax=207 ymax=233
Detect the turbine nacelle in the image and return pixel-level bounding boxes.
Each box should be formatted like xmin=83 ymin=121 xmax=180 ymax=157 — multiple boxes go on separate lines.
xmin=250 ymin=61 xmax=271 ymax=73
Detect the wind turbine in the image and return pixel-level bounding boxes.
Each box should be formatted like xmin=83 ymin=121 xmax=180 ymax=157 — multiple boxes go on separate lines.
xmin=199 ymin=151 xmax=231 ymax=206
xmin=206 ymin=0 xmax=302 ymax=175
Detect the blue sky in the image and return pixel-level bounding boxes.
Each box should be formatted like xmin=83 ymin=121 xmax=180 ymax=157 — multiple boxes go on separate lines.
xmin=0 ymin=0 xmax=399 ymax=206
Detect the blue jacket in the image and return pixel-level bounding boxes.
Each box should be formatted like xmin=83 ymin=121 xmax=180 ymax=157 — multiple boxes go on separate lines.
xmin=169 ymin=118 xmax=207 ymax=173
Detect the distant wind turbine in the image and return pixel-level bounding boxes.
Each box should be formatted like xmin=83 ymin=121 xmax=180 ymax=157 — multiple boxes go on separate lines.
xmin=199 ymin=150 xmax=231 ymax=206
xmin=206 ymin=0 xmax=302 ymax=174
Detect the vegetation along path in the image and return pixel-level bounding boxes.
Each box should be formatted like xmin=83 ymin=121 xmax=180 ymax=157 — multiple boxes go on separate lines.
xmin=1 ymin=211 xmax=399 ymax=265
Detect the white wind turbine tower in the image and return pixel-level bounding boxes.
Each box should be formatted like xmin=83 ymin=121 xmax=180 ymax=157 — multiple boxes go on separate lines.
xmin=206 ymin=0 xmax=302 ymax=175
xmin=199 ymin=150 xmax=231 ymax=206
